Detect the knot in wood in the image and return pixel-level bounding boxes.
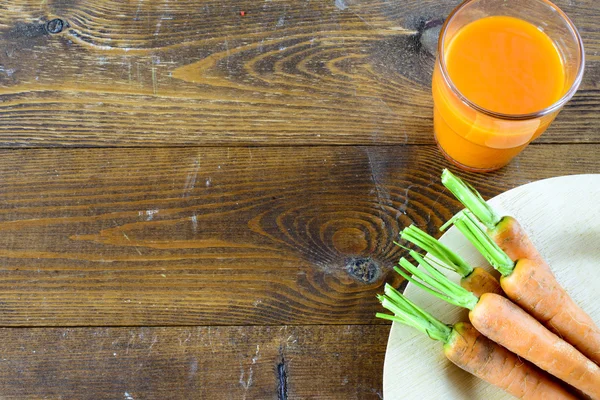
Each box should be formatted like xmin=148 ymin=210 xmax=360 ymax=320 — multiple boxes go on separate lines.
xmin=45 ymin=19 xmax=64 ymax=34
xmin=345 ymin=257 xmax=380 ymax=284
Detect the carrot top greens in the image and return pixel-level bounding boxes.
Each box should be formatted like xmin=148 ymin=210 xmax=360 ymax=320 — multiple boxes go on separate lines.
xmin=376 ymin=284 xmax=451 ymax=343
xmin=444 ymin=211 xmax=514 ymax=276
xmin=400 ymin=225 xmax=473 ymax=278
xmin=441 ymin=169 xmax=501 ymax=229
xmin=394 ymin=251 xmax=479 ymax=310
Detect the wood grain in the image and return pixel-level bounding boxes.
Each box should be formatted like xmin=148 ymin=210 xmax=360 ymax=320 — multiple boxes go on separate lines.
xmin=0 ymin=324 xmax=387 ymax=399
xmin=0 ymin=0 xmax=597 ymax=147
xmin=0 ymin=1 xmax=597 ymax=397
xmin=0 ymin=144 xmax=596 ymax=327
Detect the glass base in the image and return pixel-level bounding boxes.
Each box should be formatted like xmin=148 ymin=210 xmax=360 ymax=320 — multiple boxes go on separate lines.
xmin=435 ymin=141 xmax=506 ymax=173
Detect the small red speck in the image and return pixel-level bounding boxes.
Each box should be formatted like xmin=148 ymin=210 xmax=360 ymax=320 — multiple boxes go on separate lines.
xmin=240 ymin=11 xmax=246 ymax=16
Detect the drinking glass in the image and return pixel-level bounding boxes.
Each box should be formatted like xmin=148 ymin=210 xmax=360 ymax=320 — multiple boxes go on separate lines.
xmin=432 ymin=0 xmax=585 ymax=172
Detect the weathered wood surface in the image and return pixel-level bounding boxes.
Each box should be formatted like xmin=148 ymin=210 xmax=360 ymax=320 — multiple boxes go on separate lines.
xmin=0 ymin=144 xmax=597 ymax=327
xmin=0 ymin=325 xmax=387 ymax=399
xmin=1 ymin=0 xmax=599 ymax=398
xmin=0 ymin=0 xmax=598 ymax=146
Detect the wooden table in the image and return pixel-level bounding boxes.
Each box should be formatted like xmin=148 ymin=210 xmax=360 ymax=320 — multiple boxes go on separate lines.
xmin=0 ymin=1 xmax=598 ymax=398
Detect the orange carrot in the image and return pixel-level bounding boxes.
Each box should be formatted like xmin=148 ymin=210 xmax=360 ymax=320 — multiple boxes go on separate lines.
xmin=502 ymin=257 xmax=600 ymax=366
xmin=446 ymin=322 xmax=577 ymax=400
xmin=397 ymin=252 xmax=600 ymax=399
xmin=442 ymin=169 xmax=600 ymax=367
xmin=440 ymin=169 xmax=542 ymax=261
xmin=451 ymin=210 xmax=600 ymax=367
xmin=460 ymin=266 xmax=502 ymax=298
xmin=489 ymin=215 xmax=542 ymax=261
xmin=400 ymin=225 xmax=503 ymax=298
xmin=377 ymin=285 xmax=576 ymax=399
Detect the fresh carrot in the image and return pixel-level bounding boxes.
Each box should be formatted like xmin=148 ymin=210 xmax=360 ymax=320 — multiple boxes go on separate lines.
xmin=441 ymin=169 xmax=541 ymax=262
xmin=449 ymin=210 xmax=600 ymax=367
xmin=396 ymin=251 xmax=600 ymax=399
xmin=400 ymin=225 xmax=502 ymax=297
xmin=376 ymin=285 xmax=576 ymax=400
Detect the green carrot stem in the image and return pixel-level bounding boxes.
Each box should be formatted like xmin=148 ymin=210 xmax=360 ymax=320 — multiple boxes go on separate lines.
xmin=439 ymin=212 xmax=462 ymax=232
xmin=375 ymin=312 xmax=407 ymax=324
xmin=441 ymin=169 xmax=501 ymax=229
xmin=395 ymin=254 xmax=479 ymax=310
xmin=400 ymin=225 xmax=473 ymax=278
xmin=393 ymin=241 xmax=455 ymax=273
xmin=452 ymin=211 xmax=514 ymax=276
xmin=376 ymin=285 xmax=451 ymax=343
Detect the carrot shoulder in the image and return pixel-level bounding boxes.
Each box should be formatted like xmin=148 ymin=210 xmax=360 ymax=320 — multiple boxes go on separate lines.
xmin=376 ymin=285 xmax=576 ymax=400
xmin=397 ymin=253 xmax=600 ymax=399
xmin=489 ymin=216 xmax=542 ymax=261
xmin=460 ymin=267 xmax=502 ymax=298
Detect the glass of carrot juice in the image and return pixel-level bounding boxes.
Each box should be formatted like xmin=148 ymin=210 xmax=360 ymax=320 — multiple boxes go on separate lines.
xmin=432 ymin=0 xmax=585 ymax=172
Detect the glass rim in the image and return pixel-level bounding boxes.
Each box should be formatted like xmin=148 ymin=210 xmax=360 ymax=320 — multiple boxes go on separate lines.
xmin=437 ymin=0 xmax=585 ymax=121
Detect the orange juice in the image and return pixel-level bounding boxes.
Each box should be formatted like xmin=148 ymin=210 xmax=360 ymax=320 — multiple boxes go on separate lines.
xmin=433 ymin=15 xmax=567 ymax=171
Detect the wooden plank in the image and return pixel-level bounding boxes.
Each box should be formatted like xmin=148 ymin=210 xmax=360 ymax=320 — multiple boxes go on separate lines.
xmin=0 ymin=0 xmax=597 ymax=146
xmin=0 ymin=325 xmax=387 ymax=399
xmin=0 ymin=144 xmax=597 ymax=326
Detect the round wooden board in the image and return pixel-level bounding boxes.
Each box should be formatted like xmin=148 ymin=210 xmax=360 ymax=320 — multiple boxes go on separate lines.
xmin=383 ymin=174 xmax=600 ymax=399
